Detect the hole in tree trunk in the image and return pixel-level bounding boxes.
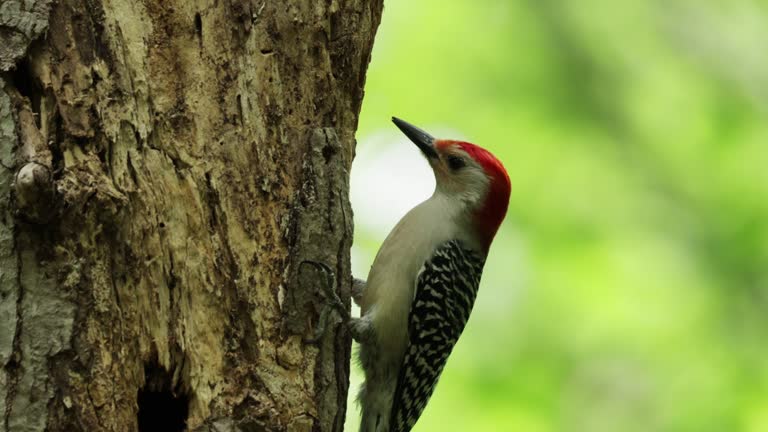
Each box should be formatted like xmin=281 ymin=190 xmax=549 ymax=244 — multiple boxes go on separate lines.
xmin=194 ymin=13 xmax=202 ymax=39
xmin=137 ymin=362 xmax=189 ymax=432
xmin=9 ymin=59 xmax=43 ymax=128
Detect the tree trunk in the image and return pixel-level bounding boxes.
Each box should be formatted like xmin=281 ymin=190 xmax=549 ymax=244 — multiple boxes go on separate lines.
xmin=0 ymin=1 xmax=382 ymax=431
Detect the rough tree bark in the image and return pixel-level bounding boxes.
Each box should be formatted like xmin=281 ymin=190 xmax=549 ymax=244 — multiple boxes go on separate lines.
xmin=0 ymin=1 xmax=382 ymax=431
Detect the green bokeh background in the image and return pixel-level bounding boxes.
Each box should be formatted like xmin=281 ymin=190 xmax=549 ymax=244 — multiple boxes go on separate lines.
xmin=346 ymin=1 xmax=768 ymax=431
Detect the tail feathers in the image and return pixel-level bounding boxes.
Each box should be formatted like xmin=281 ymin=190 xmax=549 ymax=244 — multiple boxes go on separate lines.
xmin=359 ymin=410 xmax=384 ymax=432
xmin=358 ymin=381 xmax=392 ymax=432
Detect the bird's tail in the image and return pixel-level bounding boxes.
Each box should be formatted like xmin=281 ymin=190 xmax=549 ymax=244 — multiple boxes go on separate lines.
xmin=358 ymin=380 xmax=392 ymax=432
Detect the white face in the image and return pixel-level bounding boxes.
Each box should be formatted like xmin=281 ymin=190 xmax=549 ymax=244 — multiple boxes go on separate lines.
xmin=429 ymin=141 xmax=491 ymax=211
xmin=391 ymin=117 xmax=493 ymax=216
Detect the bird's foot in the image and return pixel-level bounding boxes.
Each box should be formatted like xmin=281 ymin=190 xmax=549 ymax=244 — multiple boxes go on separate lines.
xmin=300 ymin=260 xmax=349 ymax=343
xmin=352 ymin=277 xmax=366 ymax=307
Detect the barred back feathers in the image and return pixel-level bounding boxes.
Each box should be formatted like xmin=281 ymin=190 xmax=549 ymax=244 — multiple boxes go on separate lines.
xmin=390 ymin=239 xmax=485 ymax=432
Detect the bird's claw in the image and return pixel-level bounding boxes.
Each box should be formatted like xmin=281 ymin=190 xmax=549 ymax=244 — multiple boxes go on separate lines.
xmin=300 ymin=260 xmax=350 ymax=343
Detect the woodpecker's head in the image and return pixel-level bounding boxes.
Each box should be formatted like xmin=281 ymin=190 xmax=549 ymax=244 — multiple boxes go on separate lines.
xmin=392 ymin=117 xmax=511 ymax=252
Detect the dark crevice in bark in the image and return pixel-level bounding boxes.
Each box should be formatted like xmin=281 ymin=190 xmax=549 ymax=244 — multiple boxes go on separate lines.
xmin=203 ymin=172 xmax=218 ymax=230
xmin=8 ymin=60 xmax=43 ymax=127
xmin=138 ymin=361 xmax=190 ymax=432
xmin=51 ymin=112 xmax=65 ymax=179
xmin=194 ymin=13 xmax=203 ymax=42
xmin=236 ymin=94 xmax=244 ymax=126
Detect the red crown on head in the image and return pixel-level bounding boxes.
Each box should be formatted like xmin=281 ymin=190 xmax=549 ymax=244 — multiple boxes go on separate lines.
xmin=444 ymin=140 xmax=511 ymax=253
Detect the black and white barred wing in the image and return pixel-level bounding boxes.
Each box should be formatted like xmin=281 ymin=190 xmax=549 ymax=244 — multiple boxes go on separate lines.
xmin=389 ymin=240 xmax=485 ymax=432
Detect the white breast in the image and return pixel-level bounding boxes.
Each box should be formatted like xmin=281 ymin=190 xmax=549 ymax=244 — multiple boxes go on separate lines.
xmin=361 ymin=193 xmax=479 ymax=365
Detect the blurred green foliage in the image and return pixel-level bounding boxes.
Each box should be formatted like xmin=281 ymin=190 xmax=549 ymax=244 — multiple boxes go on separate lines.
xmin=346 ymin=0 xmax=768 ymax=431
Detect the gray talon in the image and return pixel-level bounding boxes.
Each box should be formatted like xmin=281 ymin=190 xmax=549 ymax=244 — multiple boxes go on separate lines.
xmin=352 ymin=278 xmax=366 ymax=306
xmin=300 ymin=260 xmax=350 ymax=342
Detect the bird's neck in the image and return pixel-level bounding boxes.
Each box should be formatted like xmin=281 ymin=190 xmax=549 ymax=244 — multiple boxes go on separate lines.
xmin=427 ymin=192 xmax=487 ymax=256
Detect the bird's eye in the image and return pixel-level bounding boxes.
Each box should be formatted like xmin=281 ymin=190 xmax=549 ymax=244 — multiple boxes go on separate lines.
xmin=446 ymin=155 xmax=466 ymax=171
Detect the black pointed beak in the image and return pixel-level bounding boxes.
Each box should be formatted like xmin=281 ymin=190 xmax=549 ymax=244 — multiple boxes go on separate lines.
xmin=392 ymin=117 xmax=438 ymax=159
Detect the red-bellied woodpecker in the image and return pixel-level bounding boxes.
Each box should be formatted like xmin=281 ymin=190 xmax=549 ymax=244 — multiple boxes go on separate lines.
xmin=308 ymin=117 xmax=510 ymax=432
